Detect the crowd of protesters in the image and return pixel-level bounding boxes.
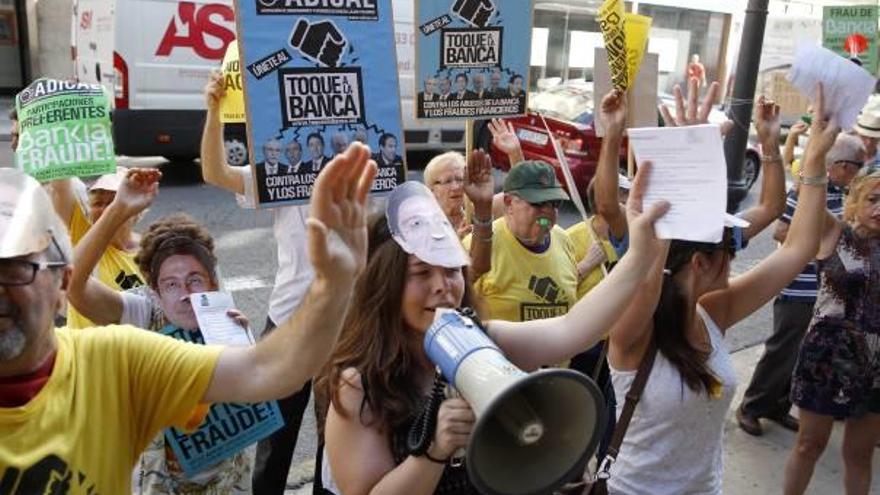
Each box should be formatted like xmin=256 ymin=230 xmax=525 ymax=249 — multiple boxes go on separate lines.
xmin=1 ymin=63 xmax=878 ymax=495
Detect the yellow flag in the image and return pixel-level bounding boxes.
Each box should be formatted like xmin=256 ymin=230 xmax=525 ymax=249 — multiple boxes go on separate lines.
xmin=624 ymin=13 xmax=652 ymax=86
xmin=598 ymin=0 xmax=627 ymax=92
xmin=220 ymin=42 xmax=246 ymax=124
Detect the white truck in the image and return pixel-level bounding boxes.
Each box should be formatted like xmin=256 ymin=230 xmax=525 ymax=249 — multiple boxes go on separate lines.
xmin=71 ymin=0 xmax=466 ymax=164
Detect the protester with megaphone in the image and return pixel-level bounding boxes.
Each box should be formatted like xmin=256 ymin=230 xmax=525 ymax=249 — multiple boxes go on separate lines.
xmin=318 ymin=147 xmax=671 ymax=494
xmin=598 ymin=83 xmax=839 ymax=495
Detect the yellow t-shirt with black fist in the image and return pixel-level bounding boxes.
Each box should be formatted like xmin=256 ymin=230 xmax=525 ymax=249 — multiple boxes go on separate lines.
xmin=465 ymin=218 xmax=578 ymax=322
xmin=67 ymin=206 xmax=144 ymax=329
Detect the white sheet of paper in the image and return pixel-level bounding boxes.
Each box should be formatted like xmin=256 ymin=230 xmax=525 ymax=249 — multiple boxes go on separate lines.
xmin=788 ymin=43 xmax=875 ymax=130
xmin=627 ymin=124 xmax=727 ymax=243
xmin=190 ymin=291 xmax=254 ymax=346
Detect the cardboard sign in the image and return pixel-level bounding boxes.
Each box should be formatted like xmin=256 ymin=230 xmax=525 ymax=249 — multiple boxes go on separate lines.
xmin=159 ymin=325 xmax=283 ymax=478
xmin=236 ymin=0 xmax=405 ymax=206
xmin=220 ymin=43 xmax=246 ymax=124
xmin=14 ymin=78 xmax=115 ymax=182
xmin=593 ymin=49 xmax=659 ymax=137
xmin=415 ymin=0 xmax=534 ymax=120
xmin=823 ymin=5 xmax=879 ymax=74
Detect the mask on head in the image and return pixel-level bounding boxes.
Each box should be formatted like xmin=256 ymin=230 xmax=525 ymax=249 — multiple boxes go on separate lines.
xmin=387 ymin=182 xmax=470 ymax=268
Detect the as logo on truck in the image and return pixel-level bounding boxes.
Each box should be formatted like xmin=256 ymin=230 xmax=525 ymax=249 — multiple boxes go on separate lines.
xmin=156 ymin=2 xmax=236 ymax=60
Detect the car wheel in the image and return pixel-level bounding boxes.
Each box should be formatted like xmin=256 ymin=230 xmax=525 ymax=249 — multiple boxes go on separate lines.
xmin=225 ymin=138 xmax=249 ymax=167
xmin=743 ymin=151 xmax=760 ymax=190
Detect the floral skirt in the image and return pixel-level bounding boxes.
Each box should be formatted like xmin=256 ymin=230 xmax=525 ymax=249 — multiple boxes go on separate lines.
xmin=791 ymin=318 xmax=880 ymax=418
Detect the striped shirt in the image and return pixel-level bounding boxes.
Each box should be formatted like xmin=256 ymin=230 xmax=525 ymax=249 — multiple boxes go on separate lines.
xmin=779 ymin=184 xmax=844 ymax=301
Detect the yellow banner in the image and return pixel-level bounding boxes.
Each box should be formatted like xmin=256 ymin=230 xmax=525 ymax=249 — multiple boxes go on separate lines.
xmin=220 ymin=42 xmax=246 ymax=124
xmin=624 ymin=13 xmax=652 ymax=86
xmin=598 ymin=0 xmax=627 ymax=92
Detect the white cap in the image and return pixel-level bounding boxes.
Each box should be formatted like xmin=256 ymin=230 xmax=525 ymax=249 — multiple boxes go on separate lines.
xmin=0 ymin=168 xmax=73 ymax=261
xmin=618 ymin=174 xmax=633 ymax=190
xmin=89 ymin=166 xmax=128 ymax=192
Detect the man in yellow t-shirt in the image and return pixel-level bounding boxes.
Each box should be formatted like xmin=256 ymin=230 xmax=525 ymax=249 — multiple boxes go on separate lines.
xmin=0 ymin=145 xmax=373 ymax=494
xmin=46 ymin=168 xmax=144 ymax=328
xmin=465 ymin=161 xmax=577 ymax=322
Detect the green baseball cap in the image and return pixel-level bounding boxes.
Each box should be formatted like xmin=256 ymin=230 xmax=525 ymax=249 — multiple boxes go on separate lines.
xmin=503 ymin=160 xmax=570 ymax=204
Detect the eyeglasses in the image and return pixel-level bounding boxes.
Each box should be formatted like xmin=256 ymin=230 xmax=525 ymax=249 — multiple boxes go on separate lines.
xmin=0 ymin=259 xmax=67 ymax=286
xmin=434 ymin=176 xmax=465 ymax=188
xmin=835 ymin=160 xmax=864 ymax=168
xmin=158 ymin=274 xmax=209 ymax=297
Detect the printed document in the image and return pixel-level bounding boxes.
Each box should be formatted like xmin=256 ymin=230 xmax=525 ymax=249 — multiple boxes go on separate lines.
xmin=190 ymin=291 xmax=254 ymax=346
xmin=627 ymin=124 xmax=727 ymax=243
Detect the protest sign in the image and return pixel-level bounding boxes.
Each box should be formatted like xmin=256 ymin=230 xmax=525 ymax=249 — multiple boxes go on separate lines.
xmin=159 ymin=325 xmax=283 ymax=478
xmin=415 ymin=0 xmax=534 ymax=120
xmin=823 ymin=5 xmax=878 ymax=74
xmin=593 ymin=49 xmax=658 ymax=137
xmin=14 ymin=78 xmax=115 ymax=182
xmin=598 ymin=0 xmax=627 ymax=92
xmin=237 ymin=0 xmax=405 ymax=206
xmin=220 ymin=43 xmax=246 ymax=124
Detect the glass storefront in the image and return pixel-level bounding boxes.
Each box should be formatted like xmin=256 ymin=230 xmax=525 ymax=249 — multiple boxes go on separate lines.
xmin=0 ymin=0 xmax=23 ymax=92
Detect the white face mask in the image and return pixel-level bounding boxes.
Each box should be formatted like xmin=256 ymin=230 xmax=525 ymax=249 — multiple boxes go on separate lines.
xmin=387 ymin=182 xmax=470 ymax=269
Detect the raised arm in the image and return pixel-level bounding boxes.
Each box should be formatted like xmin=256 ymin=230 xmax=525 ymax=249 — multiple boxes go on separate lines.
xmin=44 ymin=178 xmax=79 ymax=229
xmin=783 ymin=121 xmax=809 ymax=170
xmin=464 ymin=149 xmax=494 ymax=279
xmin=488 ymin=118 xmax=525 ymax=166
xmin=702 ymin=83 xmax=840 ymax=330
xmin=200 ymin=71 xmax=246 ymax=195
xmin=203 ymin=142 xmax=377 ymax=403
xmin=488 ymin=162 xmax=670 ymax=371
xmin=68 ymin=169 xmax=161 ymax=325
xmin=595 ymin=90 xmax=628 ymax=239
xmin=739 ymin=96 xmax=786 ymax=240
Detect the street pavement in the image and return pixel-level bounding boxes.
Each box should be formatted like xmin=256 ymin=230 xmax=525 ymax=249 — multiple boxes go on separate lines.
xmin=0 ymin=140 xmax=875 ymax=492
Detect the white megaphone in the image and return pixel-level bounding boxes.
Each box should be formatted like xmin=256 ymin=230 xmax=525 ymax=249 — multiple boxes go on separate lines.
xmin=424 ymin=309 xmax=608 ymax=495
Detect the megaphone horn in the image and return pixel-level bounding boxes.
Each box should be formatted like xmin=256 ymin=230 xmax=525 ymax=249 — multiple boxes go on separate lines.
xmin=425 ymin=309 xmax=608 ymax=495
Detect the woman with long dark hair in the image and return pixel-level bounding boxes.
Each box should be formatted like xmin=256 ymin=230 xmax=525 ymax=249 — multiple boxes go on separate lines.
xmin=601 ymin=84 xmax=840 ymax=495
xmin=317 ymin=154 xmax=670 ymax=494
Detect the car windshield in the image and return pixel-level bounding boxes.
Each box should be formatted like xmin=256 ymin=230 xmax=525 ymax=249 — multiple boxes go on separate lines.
xmin=528 ymin=80 xmax=594 ymax=124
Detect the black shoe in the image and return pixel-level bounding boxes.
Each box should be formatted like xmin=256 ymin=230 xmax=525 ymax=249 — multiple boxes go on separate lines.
xmin=736 ymin=406 xmax=763 ymax=436
xmin=766 ymin=413 xmax=799 ymax=432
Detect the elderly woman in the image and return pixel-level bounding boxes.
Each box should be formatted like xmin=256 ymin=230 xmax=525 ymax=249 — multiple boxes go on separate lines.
xmin=424 ymin=151 xmax=473 ymax=238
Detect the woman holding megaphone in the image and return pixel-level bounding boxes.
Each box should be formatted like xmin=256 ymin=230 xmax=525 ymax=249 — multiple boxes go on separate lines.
xmin=316 ymin=147 xmax=671 ymax=494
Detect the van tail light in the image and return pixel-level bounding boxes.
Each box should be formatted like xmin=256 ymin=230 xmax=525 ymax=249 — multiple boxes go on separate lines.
xmin=558 ymin=137 xmax=584 ymax=152
xmin=113 ymin=51 xmax=129 ymax=109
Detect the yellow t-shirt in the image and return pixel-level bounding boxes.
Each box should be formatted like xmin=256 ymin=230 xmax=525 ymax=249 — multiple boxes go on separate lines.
xmin=0 ymin=326 xmax=222 ymax=495
xmin=465 ymin=218 xmax=578 ymax=322
xmin=68 ymin=206 xmax=144 ymax=329
xmin=566 ymin=219 xmax=619 ymax=300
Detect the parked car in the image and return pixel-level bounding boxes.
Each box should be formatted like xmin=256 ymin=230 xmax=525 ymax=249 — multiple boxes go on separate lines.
xmin=475 ymin=80 xmax=626 ymax=202
xmin=478 ymin=81 xmax=761 ymax=201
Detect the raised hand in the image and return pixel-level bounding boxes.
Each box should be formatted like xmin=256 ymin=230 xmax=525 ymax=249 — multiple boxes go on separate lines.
xmin=204 ymin=71 xmax=226 ymax=113
xmin=803 ymin=83 xmax=840 ymax=163
xmin=113 ymin=168 xmax=162 ymax=217
xmin=464 ymin=149 xmax=494 ymax=207
xmin=659 ymin=78 xmax=732 ymax=135
xmin=625 ymin=161 xmax=670 ymax=258
xmin=487 ymin=118 xmax=521 ymax=157
xmin=306 ymin=142 xmax=377 ymax=285
xmin=754 ymin=95 xmax=781 ymax=147
xmin=599 ymin=89 xmax=628 ymax=136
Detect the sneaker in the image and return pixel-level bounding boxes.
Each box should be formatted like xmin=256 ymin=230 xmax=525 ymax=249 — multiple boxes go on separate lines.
xmin=766 ymin=413 xmax=799 ymax=432
xmin=736 ymin=406 xmax=763 ymax=436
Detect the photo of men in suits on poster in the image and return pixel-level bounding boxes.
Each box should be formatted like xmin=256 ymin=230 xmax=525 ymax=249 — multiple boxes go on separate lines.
xmin=416 ymin=0 xmax=533 ymax=120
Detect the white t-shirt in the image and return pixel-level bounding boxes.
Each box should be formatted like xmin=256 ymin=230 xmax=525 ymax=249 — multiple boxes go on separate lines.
xmin=240 ymin=166 xmax=315 ymax=327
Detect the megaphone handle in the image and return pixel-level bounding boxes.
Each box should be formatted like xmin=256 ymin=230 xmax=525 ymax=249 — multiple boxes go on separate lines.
xmin=444 ymin=385 xmax=467 ymax=467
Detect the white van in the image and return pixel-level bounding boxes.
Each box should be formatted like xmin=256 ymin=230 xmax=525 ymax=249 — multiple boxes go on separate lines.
xmin=72 ymin=0 xmax=465 ymax=164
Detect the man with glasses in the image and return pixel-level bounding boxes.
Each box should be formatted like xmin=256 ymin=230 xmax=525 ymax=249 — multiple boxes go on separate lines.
xmin=464 ymin=160 xmax=579 ymax=323
xmin=0 ymin=145 xmax=374 ymax=494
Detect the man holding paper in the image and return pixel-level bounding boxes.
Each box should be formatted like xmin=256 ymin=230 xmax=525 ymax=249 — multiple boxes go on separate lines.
xmin=0 ymin=144 xmax=376 ymax=494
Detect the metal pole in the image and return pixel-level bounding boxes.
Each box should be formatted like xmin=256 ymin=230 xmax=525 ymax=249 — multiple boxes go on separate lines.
xmin=723 ymin=0 xmax=769 ymax=212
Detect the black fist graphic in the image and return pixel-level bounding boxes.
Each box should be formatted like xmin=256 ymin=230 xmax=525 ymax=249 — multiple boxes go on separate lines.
xmin=290 ymin=19 xmax=347 ymax=67
xmin=452 ymin=0 xmax=495 ymax=27
xmin=528 ymin=276 xmax=561 ymax=304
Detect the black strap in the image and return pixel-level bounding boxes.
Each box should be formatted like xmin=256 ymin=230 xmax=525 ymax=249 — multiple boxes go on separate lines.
xmin=605 ymin=340 xmax=658 ymax=461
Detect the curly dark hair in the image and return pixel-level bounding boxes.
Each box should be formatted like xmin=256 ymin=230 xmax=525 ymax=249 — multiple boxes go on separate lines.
xmin=134 ymin=213 xmax=217 ymax=289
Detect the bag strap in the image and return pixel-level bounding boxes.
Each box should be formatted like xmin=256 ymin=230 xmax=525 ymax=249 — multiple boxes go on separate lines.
xmin=603 ymin=340 xmax=658 ymax=466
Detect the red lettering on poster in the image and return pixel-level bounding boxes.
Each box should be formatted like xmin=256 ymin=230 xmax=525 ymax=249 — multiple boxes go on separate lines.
xmin=155 ymin=2 xmax=235 ymax=60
